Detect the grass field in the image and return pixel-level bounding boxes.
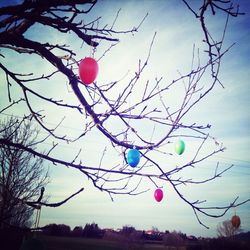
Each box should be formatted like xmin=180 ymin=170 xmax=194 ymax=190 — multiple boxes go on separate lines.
xmin=39 ymin=235 xmax=186 ymax=250
xmin=41 ymin=236 xmax=123 ymax=250
xmin=33 ymin=235 xmax=250 ymax=250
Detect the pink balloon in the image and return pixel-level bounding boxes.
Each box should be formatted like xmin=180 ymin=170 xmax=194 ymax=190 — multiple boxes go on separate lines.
xmin=79 ymin=57 xmax=98 ymax=85
xmin=154 ymin=188 xmax=163 ymax=202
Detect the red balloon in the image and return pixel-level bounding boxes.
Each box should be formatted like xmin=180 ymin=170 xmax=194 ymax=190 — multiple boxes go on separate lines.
xmin=231 ymin=215 xmax=241 ymax=228
xmin=154 ymin=188 xmax=163 ymax=202
xmin=79 ymin=57 xmax=98 ymax=85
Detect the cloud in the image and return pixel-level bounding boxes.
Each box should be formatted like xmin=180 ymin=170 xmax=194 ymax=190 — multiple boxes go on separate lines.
xmin=1 ymin=0 xmax=250 ymax=237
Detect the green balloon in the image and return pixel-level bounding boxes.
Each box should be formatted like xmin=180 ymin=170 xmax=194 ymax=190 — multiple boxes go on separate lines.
xmin=175 ymin=140 xmax=185 ymax=155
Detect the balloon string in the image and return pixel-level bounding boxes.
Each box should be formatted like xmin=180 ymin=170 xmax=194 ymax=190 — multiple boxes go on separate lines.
xmin=89 ymin=41 xmax=93 ymax=57
xmin=90 ymin=41 xmax=96 ymax=58
xmin=34 ymin=206 xmax=41 ymax=229
xmin=34 ymin=209 xmax=38 ymax=228
xmin=90 ymin=20 xmax=99 ymax=58
xmin=37 ymin=208 xmax=41 ymax=228
xmin=31 ymin=207 xmax=41 ymax=238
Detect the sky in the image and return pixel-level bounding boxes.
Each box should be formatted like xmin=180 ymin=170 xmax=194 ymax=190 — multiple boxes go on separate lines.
xmin=0 ymin=0 xmax=250 ymax=238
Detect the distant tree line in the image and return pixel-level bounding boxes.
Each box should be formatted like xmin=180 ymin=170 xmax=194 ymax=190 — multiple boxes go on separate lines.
xmin=41 ymin=223 xmax=184 ymax=241
xmin=40 ymin=222 xmax=250 ymax=250
xmin=42 ymin=222 xmax=103 ymax=238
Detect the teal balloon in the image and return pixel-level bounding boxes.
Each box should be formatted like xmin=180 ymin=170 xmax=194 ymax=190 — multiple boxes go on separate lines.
xmin=175 ymin=140 xmax=185 ymax=155
xmin=127 ymin=149 xmax=141 ymax=167
xmin=20 ymin=238 xmax=45 ymax=250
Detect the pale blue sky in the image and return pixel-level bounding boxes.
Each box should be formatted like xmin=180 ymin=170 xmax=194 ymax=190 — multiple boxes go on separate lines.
xmin=0 ymin=0 xmax=250 ymax=237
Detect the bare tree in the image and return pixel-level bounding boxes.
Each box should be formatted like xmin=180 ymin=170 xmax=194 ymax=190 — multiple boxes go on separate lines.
xmin=217 ymin=219 xmax=241 ymax=238
xmin=0 ymin=0 xmax=249 ymax=228
xmin=0 ymin=117 xmax=49 ymax=228
xmin=163 ymin=230 xmax=184 ymax=248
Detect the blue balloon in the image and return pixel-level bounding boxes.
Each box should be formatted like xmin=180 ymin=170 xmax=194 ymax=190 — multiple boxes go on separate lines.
xmin=127 ymin=149 xmax=141 ymax=167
